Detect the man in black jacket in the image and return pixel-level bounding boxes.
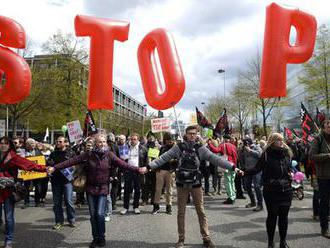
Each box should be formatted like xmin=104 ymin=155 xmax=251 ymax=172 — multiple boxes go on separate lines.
xmin=48 ymin=136 xmax=76 ymax=230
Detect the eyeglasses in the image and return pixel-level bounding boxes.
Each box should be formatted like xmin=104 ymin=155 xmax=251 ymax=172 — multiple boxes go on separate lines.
xmin=186 ymin=132 xmax=197 ymax=135
xmin=57 ymin=141 xmax=64 ymax=143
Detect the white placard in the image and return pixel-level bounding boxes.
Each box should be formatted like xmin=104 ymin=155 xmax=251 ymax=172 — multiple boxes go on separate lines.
xmin=67 ymin=120 xmax=83 ymax=143
xmin=151 ymin=118 xmax=171 ymax=133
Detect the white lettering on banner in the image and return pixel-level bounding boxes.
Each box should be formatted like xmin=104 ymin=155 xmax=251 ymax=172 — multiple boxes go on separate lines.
xmin=151 ymin=118 xmax=171 ymax=133
xmin=67 ymin=120 xmax=83 ymax=143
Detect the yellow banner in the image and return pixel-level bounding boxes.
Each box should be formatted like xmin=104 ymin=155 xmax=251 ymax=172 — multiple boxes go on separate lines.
xmin=148 ymin=148 xmax=160 ymax=159
xmin=18 ymin=156 xmax=47 ymax=181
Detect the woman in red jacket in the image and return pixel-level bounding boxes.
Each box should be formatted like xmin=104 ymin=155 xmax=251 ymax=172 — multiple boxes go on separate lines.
xmin=0 ymin=136 xmax=46 ymax=248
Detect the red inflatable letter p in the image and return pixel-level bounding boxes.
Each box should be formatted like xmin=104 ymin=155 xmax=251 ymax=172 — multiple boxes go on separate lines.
xmin=260 ymin=3 xmax=317 ymax=98
xmin=0 ymin=16 xmax=31 ymax=104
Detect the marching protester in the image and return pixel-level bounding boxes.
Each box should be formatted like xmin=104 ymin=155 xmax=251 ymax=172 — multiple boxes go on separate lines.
xmin=121 ymin=133 xmax=148 ymax=215
xmin=0 ymin=136 xmax=46 ymax=248
xmin=148 ymin=126 xmax=243 ymax=248
xmin=255 ymin=133 xmax=293 ymax=248
xmin=47 ymin=133 xmax=147 ymax=248
xmin=240 ymin=137 xmax=264 ymax=211
xmin=48 ymin=136 xmax=76 ymax=230
xmin=310 ymin=118 xmax=330 ymax=239
xmin=208 ymin=134 xmax=238 ymax=204
xmin=152 ymin=132 xmax=177 ymax=215
xmin=117 ymin=134 xmax=129 ymax=200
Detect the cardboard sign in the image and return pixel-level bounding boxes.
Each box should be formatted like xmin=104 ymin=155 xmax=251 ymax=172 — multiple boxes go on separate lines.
xmin=18 ymin=156 xmax=47 ymax=181
xmin=148 ymin=148 xmax=160 ymax=159
xmin=67 ymin=120 xmax=83 ymax=143
xmin=151 ymin=118 xmax=171 ymax=133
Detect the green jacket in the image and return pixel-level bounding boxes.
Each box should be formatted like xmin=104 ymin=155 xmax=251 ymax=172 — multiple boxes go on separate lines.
xmin=310 ymin=131 xmax=330 ymax=179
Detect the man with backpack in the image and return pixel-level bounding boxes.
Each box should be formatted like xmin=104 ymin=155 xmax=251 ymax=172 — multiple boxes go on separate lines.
xmin=149 ymin=126 xmax=243 ymax=248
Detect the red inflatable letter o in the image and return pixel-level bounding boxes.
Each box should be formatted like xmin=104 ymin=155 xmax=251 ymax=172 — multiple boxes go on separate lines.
xmin=0 ymin=16 xmax=31 ymax=104
xmin=260 ymin=3 xmax=317 ymax=98
xmin=75 ymin=15 xmax=130 ymax=110
xmin=138 ymin=28 xmax=185 ymax=110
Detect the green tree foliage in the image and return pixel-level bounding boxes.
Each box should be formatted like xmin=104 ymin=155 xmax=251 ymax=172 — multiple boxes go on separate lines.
xmin=299 ymin=24 xmax=330 ymax=114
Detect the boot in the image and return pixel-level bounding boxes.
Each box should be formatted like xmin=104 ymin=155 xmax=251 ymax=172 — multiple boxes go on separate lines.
xmin=152 ymin=204 xmax=160 ymax=214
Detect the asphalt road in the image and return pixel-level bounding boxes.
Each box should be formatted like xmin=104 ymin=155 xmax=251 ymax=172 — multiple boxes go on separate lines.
xmin=0 ymin=187 xmax=329 ymax=248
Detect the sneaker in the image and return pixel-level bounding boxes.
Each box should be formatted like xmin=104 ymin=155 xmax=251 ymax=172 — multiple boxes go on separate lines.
xmin=134 ymin=208 xmax=141 ymax=214
xmin=223 ymin=198 xmax=235 ymax=204
xmin=321 ymin=229 xmax=330 ymax=239
xmin=152 ymin=204 xmax=160 ymax=215
xmin=89 ymin=239 xmax=99 ymax=248
xmin=52 ymin=223 xmax=63 ymax=230
xmin=105 ymin=216 xmax=111 ymax=222
xmin=120 ymin=209 xmax=128 ymax=215
xmin=175 ymin=240 xmax=184 ymax=248
xmin=203 ymin=239 xmax=215 ymax=248
xmin=166 ymin=205 xmax=172 ymax=215
xmin=280 ymin=241 xmax=290 ymax=248
xmin=205 ymin=192 xmax=212 ymax=196
xmin=98 ymin=238 xmax=106 ymax=247
xmin=253 ymin=205 xmax=263 ymax=212
xmin=245 ymin=202 xmax=256 ymax=208
xmin=68 ymin=222 xmax=76 ymax=228
xmin=21 ymin=204 xmax=30 ymax=209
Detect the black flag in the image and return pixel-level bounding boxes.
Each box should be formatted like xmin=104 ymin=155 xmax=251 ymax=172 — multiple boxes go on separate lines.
xmin=300 ymin=103 xmax=318 ymax=143
xmin=196 ymin=107 xmax=213 ymax=129
xmin=83 ymin=110 xmax=98 ymax=137
xmin=214 ymin=108 xmax=231 ymax=136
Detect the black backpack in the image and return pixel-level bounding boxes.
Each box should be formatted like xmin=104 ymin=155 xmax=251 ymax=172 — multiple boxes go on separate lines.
xmin=176 ymin=142 xmax=202 ymax=186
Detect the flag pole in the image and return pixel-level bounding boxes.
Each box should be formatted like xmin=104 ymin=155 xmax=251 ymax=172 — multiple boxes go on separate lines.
xmin=172 ymin=102 xmax=182 ymax=139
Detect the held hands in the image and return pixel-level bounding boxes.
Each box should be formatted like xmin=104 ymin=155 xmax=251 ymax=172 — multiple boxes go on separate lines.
xmin=46 ymin=167 xmax=55 ymax=175
xmin=138 ymin=167 xmax=148 ymax=174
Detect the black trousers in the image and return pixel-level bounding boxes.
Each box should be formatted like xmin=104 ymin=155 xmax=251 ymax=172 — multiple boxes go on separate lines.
xmin=235 ymin=175 xmax=244 ymax=197
xmin=124 ymin=171 xmax=141 ymax=209
xmin=141 ymin=171 xmax=156 ymax=204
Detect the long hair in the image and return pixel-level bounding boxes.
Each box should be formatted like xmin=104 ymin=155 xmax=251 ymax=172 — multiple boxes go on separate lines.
xmin=0 ymin=136 xmax=16 ymax=153
xmin=264 ymin=133 xmax=293 ymax=158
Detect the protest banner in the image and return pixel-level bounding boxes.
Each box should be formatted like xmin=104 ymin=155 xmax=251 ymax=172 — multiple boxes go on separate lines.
xmin=18 ymin=156 xmax=47 ymax=181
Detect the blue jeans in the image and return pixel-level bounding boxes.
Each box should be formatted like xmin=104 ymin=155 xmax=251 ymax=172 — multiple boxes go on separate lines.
xmin=245 ymin=173 xmax=263 ymax=206
xmin=106 ymin=183 xmax=113 ymax=217
xmin=87 ymin=194 xmax=107 ymax=240
xmin=318 ymin=179 xmax=330 ymax=231
xmin=51 ymin=182 xmax=75 ymax=224
xmin=3 ymin=197 xmax=15 ymax=244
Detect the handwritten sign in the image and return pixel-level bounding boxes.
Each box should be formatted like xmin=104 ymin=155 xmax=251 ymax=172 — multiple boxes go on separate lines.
xmin=151 ymin=118 xmax=171 ymax=133
xmin=67 ymin=120 xmax=83 ymax=143
xmin=18 ymin=156 xmax=47 ymax=181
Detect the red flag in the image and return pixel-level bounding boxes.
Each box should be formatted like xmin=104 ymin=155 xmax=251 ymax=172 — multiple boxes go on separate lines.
xmin=196 ymin=107 xmax=213 ymax=129
xmin=284 ymin=127 xmax=293 ymax=140
xmin=300 ymin=103 xmax=318 ymax=143
xmin=214 ymin=108 xmax=231 ymax=136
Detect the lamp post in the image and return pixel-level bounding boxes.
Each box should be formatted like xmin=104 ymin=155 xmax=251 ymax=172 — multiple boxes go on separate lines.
xmin=218 ymin=69 xmax=226 ymax=98
xmin=142 ymin=104 xmax=147 ymax=136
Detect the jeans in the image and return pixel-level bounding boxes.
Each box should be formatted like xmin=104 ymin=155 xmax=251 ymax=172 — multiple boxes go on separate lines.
xmin=87 ymin=194 xmax=107 ymax=240
xmin=51 ymin=182 xmax=75 ymax=224
xmin=124 ymin=171 xmax=141 ymax=209
xmin=106 ymin=183 xmax=113 ymax=217
xmin=245 ymin=173 xmax=263 ymax=206
xmin=318 ymin=179 xmax=330 ymax=231
xmin=3 ymin=197 xmax=15 ymax=244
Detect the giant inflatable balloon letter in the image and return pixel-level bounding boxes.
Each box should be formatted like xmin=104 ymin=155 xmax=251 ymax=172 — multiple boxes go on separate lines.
xmin=0 ymin=16 xmax=31 ymax=104
xmin=138 ymin=28 xmax=185 ymax=110
xmin=260 ymin=3 xmax=317 ymax=98
xmin=75 ymin=15 xmax=129 ymax=110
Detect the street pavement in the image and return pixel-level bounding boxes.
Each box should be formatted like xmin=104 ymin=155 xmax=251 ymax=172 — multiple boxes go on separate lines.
xmin=0 ymin=187 xmax=329 ymax=248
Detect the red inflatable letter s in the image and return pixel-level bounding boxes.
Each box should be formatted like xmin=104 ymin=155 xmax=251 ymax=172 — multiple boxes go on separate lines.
xmin=260 ymin=3 xmax=317 ymax=98
xmin=75 ymin=15 xmax=129 ymax=110
xmin=0 ymin=16 xmax=31 ymax=104
xmin=138 ymin=28 xmax=185 ymax=110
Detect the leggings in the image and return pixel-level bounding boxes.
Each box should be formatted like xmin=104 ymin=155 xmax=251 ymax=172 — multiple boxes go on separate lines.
xmin=265 ymin=203 xmax=290 ymax=245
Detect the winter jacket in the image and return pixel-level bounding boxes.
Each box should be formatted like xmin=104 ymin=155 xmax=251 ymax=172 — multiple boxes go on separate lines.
xmin=255 ymin=146 xmax=292 ymax=192
xmin=310 ymin=131 xmax=330 ymax=179
xmin=54 ymin=150 xmax=139 ymax=195
xmin=240 ymin=144 xmax=262 ymax=175
xmin=0 ymin=150 xmax=46 ymax=203
xmin=48 ymin=149 xmax=75 ymax=184
xmin=128 ymin=144 xmax=148 ymax=168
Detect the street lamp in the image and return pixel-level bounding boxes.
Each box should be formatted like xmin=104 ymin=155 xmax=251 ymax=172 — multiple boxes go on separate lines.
xmin=142 ymin=104 xmax=147 ymax=136
xmin=218 ymin=69 xmax=226 ymax=98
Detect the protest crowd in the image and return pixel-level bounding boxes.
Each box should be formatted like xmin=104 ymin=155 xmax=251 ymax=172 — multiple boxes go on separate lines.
xmin=0 ymin=106 xmax=330 ymax=248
